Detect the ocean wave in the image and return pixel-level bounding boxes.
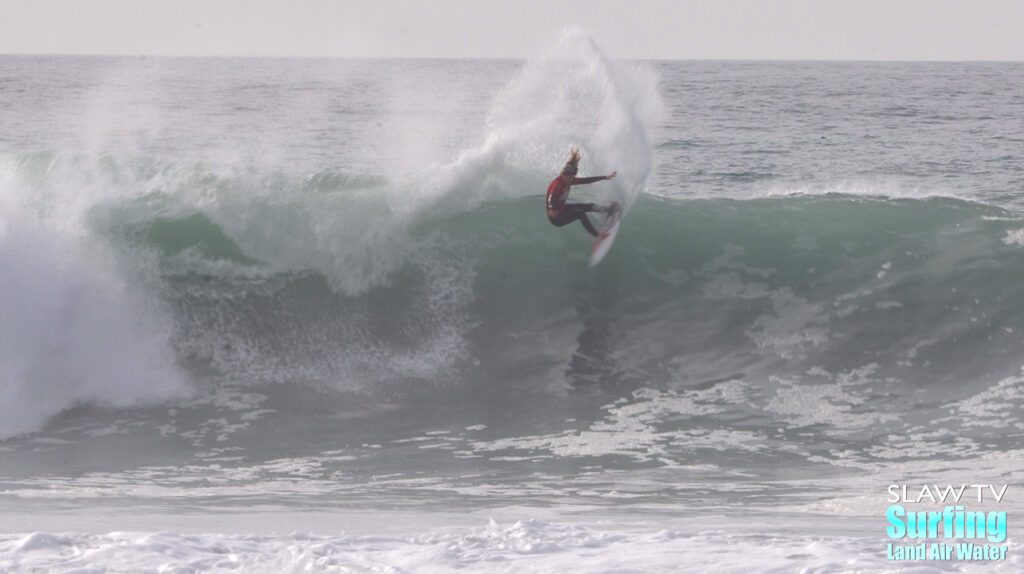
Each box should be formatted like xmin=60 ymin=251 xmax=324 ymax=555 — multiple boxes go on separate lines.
xmin=5 ymin=135 xmax=1024 ymax=440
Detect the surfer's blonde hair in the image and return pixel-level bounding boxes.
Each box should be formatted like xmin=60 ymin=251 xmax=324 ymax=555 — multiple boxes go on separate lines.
xmin=561 ymin=147 xmax=581 ymax=176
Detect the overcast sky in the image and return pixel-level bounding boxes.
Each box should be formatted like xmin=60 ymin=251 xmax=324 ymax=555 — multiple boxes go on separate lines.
xmin=2 ymin=0 xmax=1022 ymax=61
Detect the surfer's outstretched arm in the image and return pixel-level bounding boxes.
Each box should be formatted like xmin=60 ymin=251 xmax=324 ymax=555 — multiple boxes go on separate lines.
xmin=570 ymin=171 xmax=617 ymax=185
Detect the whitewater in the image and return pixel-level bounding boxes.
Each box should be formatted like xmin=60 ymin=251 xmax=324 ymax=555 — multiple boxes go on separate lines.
xmin=2 ymin=32 xmax=1024 ymax=572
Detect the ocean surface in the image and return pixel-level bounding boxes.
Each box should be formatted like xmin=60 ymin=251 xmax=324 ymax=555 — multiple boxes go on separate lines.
xmin=2 ymin=32 xmax=1024 ymax=572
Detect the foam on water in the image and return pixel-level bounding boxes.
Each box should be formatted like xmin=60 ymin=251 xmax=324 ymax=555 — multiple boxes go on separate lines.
xmin=5 ymin=520 xmax=1019 ymax=574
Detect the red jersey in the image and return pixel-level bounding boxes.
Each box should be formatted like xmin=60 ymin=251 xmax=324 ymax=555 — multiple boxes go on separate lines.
xmin=546 ymin=175 xmax=605 ymax=218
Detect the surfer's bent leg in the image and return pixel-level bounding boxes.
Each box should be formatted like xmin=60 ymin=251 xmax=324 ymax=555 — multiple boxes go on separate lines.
xmin=549 ymin=204 xmax=600 ymax=237
xmin=576 ymin=212 xmax=599 ymax=237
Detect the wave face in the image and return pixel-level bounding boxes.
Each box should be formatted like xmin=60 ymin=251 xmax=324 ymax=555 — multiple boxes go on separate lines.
xmin=98 ymin=188 xmax=1024 ymax=400
xmin=5 ymin=143 xmax=1024 ymax=433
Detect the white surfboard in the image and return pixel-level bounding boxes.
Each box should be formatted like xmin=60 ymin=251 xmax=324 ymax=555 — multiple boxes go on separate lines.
xmin=588 ymin=202 xmax=622 ymax=267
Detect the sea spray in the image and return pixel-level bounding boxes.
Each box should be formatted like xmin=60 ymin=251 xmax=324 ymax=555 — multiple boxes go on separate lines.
xmin=476 ymin=28 xmax=661 ymax=210
xmin=0 ymin=173 xmax=189 ymax=438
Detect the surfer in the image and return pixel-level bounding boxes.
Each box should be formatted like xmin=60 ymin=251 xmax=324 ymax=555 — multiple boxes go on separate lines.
xmin=546 ymin=148 xmax=617 ymax=237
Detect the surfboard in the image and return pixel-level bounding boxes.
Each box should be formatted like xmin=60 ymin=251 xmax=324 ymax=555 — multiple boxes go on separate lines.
xmin=589 ymin=202 xmax=622 ymax=267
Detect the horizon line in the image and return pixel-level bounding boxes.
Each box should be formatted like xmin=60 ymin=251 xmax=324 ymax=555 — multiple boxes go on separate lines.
xmin=2 ymin=51 xmax=1023 ymax=64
